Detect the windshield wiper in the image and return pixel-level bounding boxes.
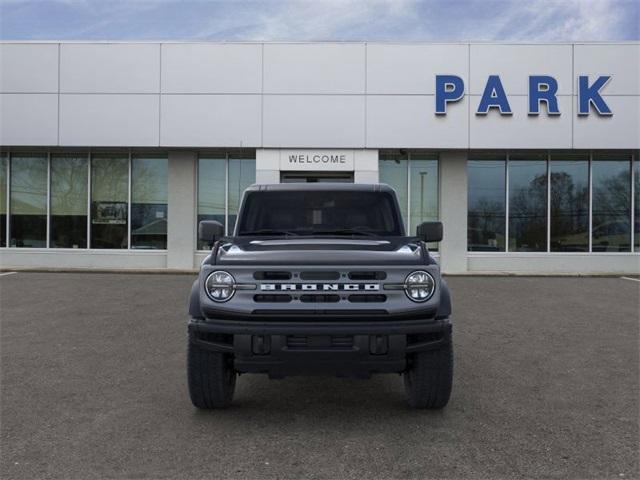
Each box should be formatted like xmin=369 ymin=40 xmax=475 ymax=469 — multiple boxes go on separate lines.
xmin=239 ymin=229 xmax=300 ymax=236
xmin=312 ymin=228 xmax=377 ymax=237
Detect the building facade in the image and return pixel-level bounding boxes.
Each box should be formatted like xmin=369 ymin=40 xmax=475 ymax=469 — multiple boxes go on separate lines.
xmin=0 ymin=41 xmax=638 ymax=273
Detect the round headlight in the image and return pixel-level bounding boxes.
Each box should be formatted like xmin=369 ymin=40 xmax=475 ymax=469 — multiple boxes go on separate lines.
xmin=404 ymin=270 xmax=435 ymax=302
xmin=205 ymin=271 xmax=236 ymax=302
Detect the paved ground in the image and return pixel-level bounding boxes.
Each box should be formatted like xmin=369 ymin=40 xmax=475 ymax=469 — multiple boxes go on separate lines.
xmin=1 ymin=273 xmax=638 ymax=480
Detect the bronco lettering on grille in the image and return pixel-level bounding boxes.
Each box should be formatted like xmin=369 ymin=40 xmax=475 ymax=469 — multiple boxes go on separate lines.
xmin=260 ymin=283 xmax=379 ymax=291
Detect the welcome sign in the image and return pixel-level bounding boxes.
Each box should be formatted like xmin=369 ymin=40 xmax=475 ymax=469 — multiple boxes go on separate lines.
xmin=279 ymin=150 xmax=355 ymax=171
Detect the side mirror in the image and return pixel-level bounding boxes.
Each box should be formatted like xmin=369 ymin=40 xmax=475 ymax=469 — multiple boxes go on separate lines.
xmin=198 ymin=220 xmax=225 ymax=245
xmin=416 ymin=221 xmax=443 ymax=243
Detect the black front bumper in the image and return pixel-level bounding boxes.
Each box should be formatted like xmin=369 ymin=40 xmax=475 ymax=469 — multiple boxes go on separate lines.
xmin=188 ymin=317 xmax=451 ymax=378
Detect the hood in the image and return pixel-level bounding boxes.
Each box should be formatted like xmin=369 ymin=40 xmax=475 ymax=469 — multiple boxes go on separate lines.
xmin=215 ymin=237 xmax=425 ymax=266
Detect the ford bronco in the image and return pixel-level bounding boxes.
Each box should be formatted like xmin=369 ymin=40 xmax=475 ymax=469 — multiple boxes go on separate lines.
xmin=188 ymin=183 xmax=453 ymax=409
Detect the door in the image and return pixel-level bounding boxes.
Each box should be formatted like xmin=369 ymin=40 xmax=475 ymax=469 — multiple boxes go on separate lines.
xmin=280 ymin=172 xmax=354 ymax=183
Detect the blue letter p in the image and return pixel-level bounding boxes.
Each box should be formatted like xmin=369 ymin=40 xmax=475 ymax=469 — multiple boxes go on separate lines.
xmin=435 ymin=75 xmax=464 ymax=115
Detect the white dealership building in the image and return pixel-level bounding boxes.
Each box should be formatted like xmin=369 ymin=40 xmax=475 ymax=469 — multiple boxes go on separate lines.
xmin=0 ymin=41 xmax=638 ymax=273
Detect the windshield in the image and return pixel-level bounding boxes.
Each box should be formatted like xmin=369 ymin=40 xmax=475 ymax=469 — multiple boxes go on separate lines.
xmin=236 ymin=190 xmax=404 ymax=236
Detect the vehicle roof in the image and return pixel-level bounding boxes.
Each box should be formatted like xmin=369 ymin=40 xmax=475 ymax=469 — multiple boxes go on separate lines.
xmin=246 ymin=183 xmax=396 ymax=192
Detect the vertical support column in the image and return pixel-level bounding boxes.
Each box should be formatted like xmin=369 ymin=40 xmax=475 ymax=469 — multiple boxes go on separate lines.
xmin=354 ymin=149 xmax=378 ymax=183
xmin=255 ymin=149 xmax=280 ymax=183
xmin=167 ymin=150 xmax=197 ymax=269
xmin=438 ymin=151 xmax=468 ymax=274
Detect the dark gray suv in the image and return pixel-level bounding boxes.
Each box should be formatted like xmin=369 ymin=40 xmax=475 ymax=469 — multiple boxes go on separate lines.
xmin=188 ymin=183 xmax=453 ymax=409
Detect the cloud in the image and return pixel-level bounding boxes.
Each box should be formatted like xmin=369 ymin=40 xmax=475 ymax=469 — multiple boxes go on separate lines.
xmin=0 ymin=0 xmax=637 ymax=41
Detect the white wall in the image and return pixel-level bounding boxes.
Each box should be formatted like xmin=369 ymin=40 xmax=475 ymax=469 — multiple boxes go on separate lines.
xmin=1 ymin=41 xmax=638 ymax=149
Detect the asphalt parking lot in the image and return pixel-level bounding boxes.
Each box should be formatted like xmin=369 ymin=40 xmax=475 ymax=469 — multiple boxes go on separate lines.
xmin=1 ymin=273 xmax=638 ymax=480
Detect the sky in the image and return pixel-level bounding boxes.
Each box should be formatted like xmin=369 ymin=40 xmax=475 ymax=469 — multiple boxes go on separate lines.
xmin=0 ymin=0 xmax=638 ymax=42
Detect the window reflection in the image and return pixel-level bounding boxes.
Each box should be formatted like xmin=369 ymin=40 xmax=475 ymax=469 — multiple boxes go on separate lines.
xmin=197 ymin=156 xmax=226 ymax=250
xmin=50 ymin=155 xmax=88 ymax=248
xmin=10 ymin=154 xmax=47 ymax=248
xmin=592 ymin=155 xmax=631 ymax=252
xmin=131 ymin=156 xmax=168 ymax=249
xmin=0 ymin=155 xmax=6 ymax=247
xmin=508 ymin=155 xmax=547 ymax=252
xmin=550 ymin=155 xmax=589 ymax=252
xmin=409 ymin=154 xmax=438 ymax=250
xmin=379 ymin=151 xmax=408 ymax=229
xmin=228 ymin=153 xmax=256 ymax=234
xmin=468 ymin=158 xmax=506 ymax=251
xmin=91 ymin=155 xmax=128 ymax=249
xmin=634 ymin=157 xmax=639 ymax=251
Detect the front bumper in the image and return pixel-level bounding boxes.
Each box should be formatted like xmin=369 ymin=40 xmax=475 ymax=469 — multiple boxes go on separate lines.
xmin=188 ymin=317 xmax=451 ymax=378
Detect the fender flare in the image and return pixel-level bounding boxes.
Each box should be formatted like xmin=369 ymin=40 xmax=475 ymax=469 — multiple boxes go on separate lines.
xmin=436 ymin=278 xmax=452 ymax=320
xmin=188 ymin=278 xmax=203 ymax=319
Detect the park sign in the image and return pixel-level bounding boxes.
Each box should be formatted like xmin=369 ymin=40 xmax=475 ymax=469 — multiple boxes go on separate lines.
xmin=435 ymin=75 xmax=613 ymax=116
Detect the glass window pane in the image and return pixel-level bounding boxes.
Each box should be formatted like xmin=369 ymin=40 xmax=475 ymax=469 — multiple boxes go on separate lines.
xmin=635 ymin=156 xmax=639 ymax=251
xmin=592 ymin=154 xmax=631 ymax=252
xmin=198 ymin=157 xmax=226 ymax=249
xmin=409 ymin=154 xmax=438 ymax=250
xmin=228 ymin=154 xmax=256 ymax=234
xmin=549 ymin=155 xmax=589 ymax=252
xmin=468 ymin=159 xmax=506 ymax=251
xmin=131 ymin=155 xmax=168 ymax=249
xmin=508 ymin=154 xmax=548 ymax=252
xmin=10 ymin=154 xmax=47 ymax=248
xmin=91 ymin=155 xmax=128 ymax=249
xmin=0 ymin=154 xmax=6 ymax=247
xmin=379 ymin=151 xmax=408 ymax=231
xmin=50 ymin=154 xmax=88 ymax=248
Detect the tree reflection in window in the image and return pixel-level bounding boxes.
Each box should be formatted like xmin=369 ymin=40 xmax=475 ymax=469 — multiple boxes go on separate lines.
xmin=508 ymin=156 xmax=547 ymax=252
xmin=550 ymin=156 xmax=589 ymax=252
xmin=592 ymin=155 xmax=631 ymax=252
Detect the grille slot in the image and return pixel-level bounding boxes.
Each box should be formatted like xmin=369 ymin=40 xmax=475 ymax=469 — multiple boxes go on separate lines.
xmin=300 ymin=271 xmax=340 ymax=280
xmin=253 ymin=271 xmax=291 ymax=280
xmin=348 ymin=294 xmax=387 ymax=303
xmin=286 ymin=335 xmax=354 ymax=349
xmin=253 ymin=294 xmax=292 ymax=303
xmin=300 ymin=294 xmax=340 ymax=303
xmin=348 ymin=271 xmax=387 ymax=280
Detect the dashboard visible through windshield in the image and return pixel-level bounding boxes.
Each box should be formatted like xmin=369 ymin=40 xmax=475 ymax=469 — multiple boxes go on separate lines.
xmin=236 ymin=191 xmax=404 ymax=237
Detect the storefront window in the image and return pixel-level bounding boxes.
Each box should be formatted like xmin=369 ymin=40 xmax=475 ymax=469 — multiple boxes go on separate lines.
xmin=198 ymin=156 xmax=226 ymax=250
xmin=91 ymin=154 xmax=128 ymax=249
xmin=50 ymin=154 xmax=88 ymax=248
xmin=197 ymin=151 xmax=257 ymax=249
xmin=592 ymin=154 xmax=631 ymax=252
xmin=549 ymin=154 xmax=589 ymax=252
xmin=10 ymin=154 xmax=47 ymax=248
xmin=228 ymin=153 xmax=256 ymax=234
xmin=508 ymin=154 xmax=548 ymax=252
xmin=131 ymin=155 xmax=168 ymax=249
xmin=409 ymin=154 xmax=438 ymax=234
xmin=0 ymin=154 xmax=7 ymax=247
xmin=467 ymin=157 xmax=506 ymax=251
xmin=379 ymin=151 xmax=408 ymax=227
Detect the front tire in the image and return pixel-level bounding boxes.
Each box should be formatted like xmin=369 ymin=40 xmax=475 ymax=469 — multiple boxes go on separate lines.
xmin=188 ymin=338 xmax=236 ymax=409
xmin=404 ymin=341 xmax=453 ymax=409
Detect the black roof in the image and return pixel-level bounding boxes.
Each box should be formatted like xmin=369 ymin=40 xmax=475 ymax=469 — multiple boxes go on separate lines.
xmin=246 ymin=183 xmax=396 ymax=192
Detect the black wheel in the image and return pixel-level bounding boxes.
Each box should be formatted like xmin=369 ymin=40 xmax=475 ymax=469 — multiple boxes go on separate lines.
xmin=188 ymin=338 xmax=236 ymax=409
xmin=404 ymin=341 xmax=453 ymax=409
